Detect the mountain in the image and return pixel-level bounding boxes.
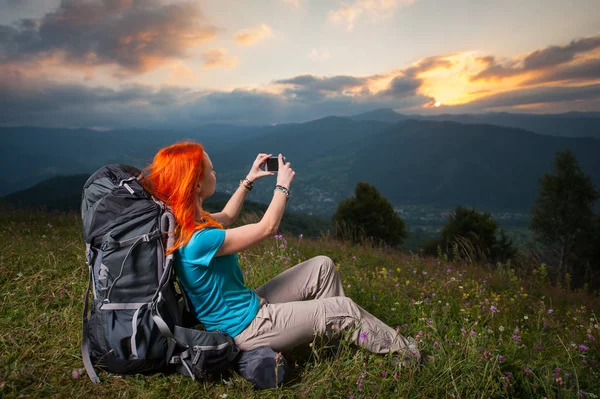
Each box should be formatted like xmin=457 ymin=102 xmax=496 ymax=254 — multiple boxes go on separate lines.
xmin=0 ymin=125 xmax=270 ymax=196
xmin=2 ymin=117 xmax=600 ymax=217
xmin=0 ymin=174 xmax=330 ymax=237
xmin=1 ymin=174 xmax=90 ymax=211
xmin=347 ymin=119 xmax=600 ymax=210
xmin=351 ymin=108 xmax=600 ymax=139
xmin=206 ymin=117 xmax=600 ymax=215
xmin=349 ymin=108 xmax=413 ymax=123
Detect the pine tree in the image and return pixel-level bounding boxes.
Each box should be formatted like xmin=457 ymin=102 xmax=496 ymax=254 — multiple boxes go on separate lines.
xmin=437 ymin=205 xmax=516 ymax=264
xmin=530 ymin=149 xmax=599 ymax=283
xmin=332 ymin=182 xmax=407 ymax=247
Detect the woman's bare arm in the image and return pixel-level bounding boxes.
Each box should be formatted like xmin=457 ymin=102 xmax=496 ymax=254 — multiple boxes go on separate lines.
xmin=215 ymin=154 xmax=294 ymax=256
xmin=211 ymin=153 xmax=273 ymax=227
xmin=210 ymin=184 xmax=249 ymax=227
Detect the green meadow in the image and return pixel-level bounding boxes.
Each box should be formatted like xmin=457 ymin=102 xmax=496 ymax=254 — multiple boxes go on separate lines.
xmin=1 ymin=208 xmax=599 ymax=398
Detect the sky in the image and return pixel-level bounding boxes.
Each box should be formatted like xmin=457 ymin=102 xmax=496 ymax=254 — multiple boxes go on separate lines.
xmin=0 ymin=0 xmax=599 ymax=129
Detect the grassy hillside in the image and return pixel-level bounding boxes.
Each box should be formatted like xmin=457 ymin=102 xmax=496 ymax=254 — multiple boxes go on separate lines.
xmin=1 ymin=209 xmax=599 ymax=398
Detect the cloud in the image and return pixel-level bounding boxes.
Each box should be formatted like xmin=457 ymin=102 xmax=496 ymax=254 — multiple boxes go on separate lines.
xmin=471 ymin=35 xmax=600 ymax=82
xmin=0 ymin=65 xmax=430 ymax=127
xmin=403 ymin=55 xmax=454 ymax=77
xmin=448 ymin=83 xmax=600 ymax=112
xmin=234 ymin=24 xmax=273 ymax=46
xmin=281 ymin=0 xmax=302 ymax=7
xmin=522 ymin=58 xmax=600 ymax=85
xmin=275 ymin=74 xmax=369 ymax=92
xmin=308 ymin=48 xmax=330 ymax=61
xmin=1 ymin=31 xmax=599 ymax=128
xmin=165 ymin=62 xmax=198 ymax=86
xmin=329 ymin=0 xmax=415 ymax=31
xmin=382 ymin=75 xmax=421 ymax=98
xmin=379 ymin=55 xmax=454 ymax=98
xmin=0 ymin=0 xmax=218 ymax=74
xmin=201 ymin=49 xmax=238 ymax=69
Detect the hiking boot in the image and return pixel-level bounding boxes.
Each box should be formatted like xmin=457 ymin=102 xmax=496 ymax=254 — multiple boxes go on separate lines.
xmin=390 ymin=336 xmax=420 ymax=368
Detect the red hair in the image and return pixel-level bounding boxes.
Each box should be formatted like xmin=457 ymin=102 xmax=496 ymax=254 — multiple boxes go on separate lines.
xmin=141 ymin=141 xmax=222 ymax=254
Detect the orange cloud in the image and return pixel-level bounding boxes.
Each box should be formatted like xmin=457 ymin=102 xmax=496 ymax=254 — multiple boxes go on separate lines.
xmin=201 ymin=49 xmax=239 ymax=69
xmin=271 ymin=37 xmax=600 ymax=113
xmin=392 ymin=36 xmax=600 ymax=110
xmin=471 ymin=35 xmax=600 ymax=82
xmin=165 ymin=62 xmax=198 ymax=86
xmin=234 ymin=24 xmax=273 ymax=45
xmin=0 ymin=1 xmax=219 ymax=75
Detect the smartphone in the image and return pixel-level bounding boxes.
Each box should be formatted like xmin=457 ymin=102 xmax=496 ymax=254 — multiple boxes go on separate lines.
xmin=264 ymin=156 xmax=286 ymax=172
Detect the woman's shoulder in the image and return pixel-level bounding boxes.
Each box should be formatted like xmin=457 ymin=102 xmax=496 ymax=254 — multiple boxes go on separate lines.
xmin=184 ymin=227 xmax=225 ymax=249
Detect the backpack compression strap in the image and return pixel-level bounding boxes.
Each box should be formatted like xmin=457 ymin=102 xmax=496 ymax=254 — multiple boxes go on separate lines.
xmin=82 ymin=258 xmax=101 ymax=384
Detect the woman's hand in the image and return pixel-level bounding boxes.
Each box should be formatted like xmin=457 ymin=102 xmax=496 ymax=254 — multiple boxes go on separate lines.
xmin=246 ymin=153 xmax=275 ymax=182
xmin=276 ymin=153 xmax=295 ymax=189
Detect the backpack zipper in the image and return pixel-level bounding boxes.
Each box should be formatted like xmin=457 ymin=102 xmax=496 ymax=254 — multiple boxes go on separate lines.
xmin=191 ymin=342 xmax=229 ymax=365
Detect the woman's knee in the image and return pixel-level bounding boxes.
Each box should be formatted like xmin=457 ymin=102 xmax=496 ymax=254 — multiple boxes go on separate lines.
xmin=313 ymin=255 xmax=335 ymax=274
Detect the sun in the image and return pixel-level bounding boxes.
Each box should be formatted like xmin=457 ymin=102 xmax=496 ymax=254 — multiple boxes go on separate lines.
xmin=434 ymin=101 xmax=441 ymax=107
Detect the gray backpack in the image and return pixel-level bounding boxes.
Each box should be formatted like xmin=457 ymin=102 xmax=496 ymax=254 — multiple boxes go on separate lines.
xmin=80 ymin=164 xmax=238 ymax=383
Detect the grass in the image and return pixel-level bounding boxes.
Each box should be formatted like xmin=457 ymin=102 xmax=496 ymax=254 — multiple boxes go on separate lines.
xmin=1 ymin=209 xmax=599 ymax=398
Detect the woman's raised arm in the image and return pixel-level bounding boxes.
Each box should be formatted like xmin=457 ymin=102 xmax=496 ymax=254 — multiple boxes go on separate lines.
xmin=211 ymin=153 xmax=273 ymax=227
xmin=215 ymin=154 xmax=294 ymax=256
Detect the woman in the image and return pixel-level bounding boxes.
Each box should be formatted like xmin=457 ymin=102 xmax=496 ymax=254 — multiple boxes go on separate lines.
xmin=141 ymin=141 xmax=420 ymax=364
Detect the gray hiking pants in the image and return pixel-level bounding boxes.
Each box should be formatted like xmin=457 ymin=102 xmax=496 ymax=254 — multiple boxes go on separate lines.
xmin=234 ymin=256 xmax=420 ymax=360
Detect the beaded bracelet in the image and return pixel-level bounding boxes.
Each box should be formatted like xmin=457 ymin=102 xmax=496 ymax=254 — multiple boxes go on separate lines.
xmin=240 ymin=178 xmax=253 ymax=192
xmin=274 ymin=185 xmax=290 ymax=199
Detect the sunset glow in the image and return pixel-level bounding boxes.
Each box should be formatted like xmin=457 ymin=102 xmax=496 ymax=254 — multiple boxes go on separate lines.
xmin=0 ymin=0 xmax=598 ymax=128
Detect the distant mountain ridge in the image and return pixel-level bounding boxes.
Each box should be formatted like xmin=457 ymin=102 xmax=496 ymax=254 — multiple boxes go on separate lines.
xmin=2 ymin=111 xmax=600 ymax=216
xmin=0 ymin=174 xmax=330 ymax=237
xmin=350 ymin=108 xmax=600 ymax=139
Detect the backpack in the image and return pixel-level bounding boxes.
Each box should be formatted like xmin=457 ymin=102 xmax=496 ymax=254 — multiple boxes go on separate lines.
xmin=80 ymin=164 xmax=239 ymax=383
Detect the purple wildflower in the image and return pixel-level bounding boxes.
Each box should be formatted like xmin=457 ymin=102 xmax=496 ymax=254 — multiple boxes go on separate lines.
xmin=490 ymin=306 xmax=498 ymax=313
xmin=547 ymin=309 xmax=553 ymax=314
xmin=579 ymin=345 xmax=589 ymax=351
xmin=359 ymin=331 xmax=368 ymax=344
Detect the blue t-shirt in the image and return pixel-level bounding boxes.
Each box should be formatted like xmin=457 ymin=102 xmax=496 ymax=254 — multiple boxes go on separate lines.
xmin=174 ymin=227 xmax=259 ymax=338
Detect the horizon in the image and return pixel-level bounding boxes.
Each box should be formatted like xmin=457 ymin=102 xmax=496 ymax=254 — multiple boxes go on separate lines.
xmin=1 ymin=107 xmax=600 ymax=132
xmin=0 ymin=0 xmax=599 ymax=129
